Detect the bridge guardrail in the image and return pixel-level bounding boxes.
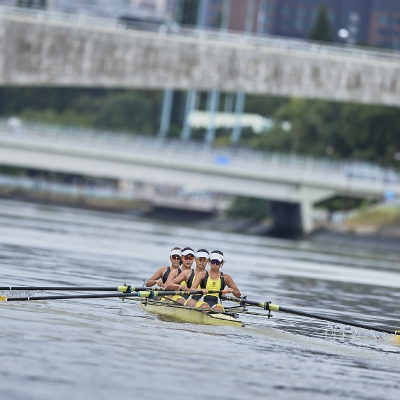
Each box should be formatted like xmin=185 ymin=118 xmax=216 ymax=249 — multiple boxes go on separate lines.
xmin=1 ymin=118 xmax=399 ymax=188
xmin=0 ymin=118 xmax=345 ymax=172
xmin=1 ymin=5 xmax=400 ymax=64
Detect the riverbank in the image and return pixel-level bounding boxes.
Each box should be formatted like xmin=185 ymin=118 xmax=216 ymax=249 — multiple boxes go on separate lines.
xmin=321 ymin=203 xmax=400 ymax=241
xmin=0 ymin=187 xmax=150 ymax=215
xmin=1 ymin=189 xmax=399 ymax=253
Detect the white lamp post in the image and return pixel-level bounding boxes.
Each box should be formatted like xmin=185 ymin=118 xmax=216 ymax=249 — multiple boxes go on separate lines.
xmin=338 ymin=28 xmax=350 ymax=44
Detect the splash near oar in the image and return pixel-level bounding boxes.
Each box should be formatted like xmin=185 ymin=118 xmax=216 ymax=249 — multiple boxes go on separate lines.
xmin=222 ymin=296 xmax=400 ymax=336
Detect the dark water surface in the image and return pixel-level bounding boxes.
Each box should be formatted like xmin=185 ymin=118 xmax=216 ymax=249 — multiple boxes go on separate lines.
xmin=0 ymin=199 xmax=399 ymax=400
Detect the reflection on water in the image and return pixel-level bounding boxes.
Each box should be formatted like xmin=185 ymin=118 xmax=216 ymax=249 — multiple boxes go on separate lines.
xmin=0 ymin=199 xmax=399 ymax=400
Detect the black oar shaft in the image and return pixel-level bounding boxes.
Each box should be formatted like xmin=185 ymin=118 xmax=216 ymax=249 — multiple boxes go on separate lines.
xmin=3 ymin=292 xmax=141 ymax=301
xmin=1 ymin=290 xmax=223 ymax=302
xmin=222 ymin=296 xmax=399 ymax=336
xmin=0 ymin=286 xmax=145 ymax=292
xmin=278 ymin=306 xmax=396 ymax=335
xmin=0 ymin=286 xmax=120 ymax=291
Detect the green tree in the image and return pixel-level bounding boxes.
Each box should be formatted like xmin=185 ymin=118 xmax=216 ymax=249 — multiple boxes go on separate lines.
xmin=180 ymin=0 xmax=199 ymax=26
xmin=248 ymin=97 xmax=400 ymax=167
xmin=94 ymin=93 xmax=154 ymax=134
xmin=310 ymin=4 xmax=333 ymax=42
xmin=17 ymin=0 xmax=47 ymax=8
xmin=17 ymin=0 xmax=28 ymax=7
xmin=244 ymin=95 xmax=289 ymax=117
xmin=335 ymin=103 xmax=400 ymax=165
xmin=250 ymin=98 xmax=334 ymax=157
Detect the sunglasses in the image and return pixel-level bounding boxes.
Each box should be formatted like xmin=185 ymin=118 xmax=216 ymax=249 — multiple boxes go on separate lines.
xmin=183 ymin=255 xmax=194 ymax=260
xmin=210 ymin=259 xmax=222 ymax=265
xmin=196 ymin=257 xmax=209 ymax=262
xmin=171 ymin=255 xmax=181 ymax=260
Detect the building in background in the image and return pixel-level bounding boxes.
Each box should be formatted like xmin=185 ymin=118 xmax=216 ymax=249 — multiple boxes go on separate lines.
xmin=4 ymin=0 xmax=400 ymax=49
xmin=369 ymin=0 xmax=400 ymax=49
xmin=173 ymin=0 xmax=400 ymax=49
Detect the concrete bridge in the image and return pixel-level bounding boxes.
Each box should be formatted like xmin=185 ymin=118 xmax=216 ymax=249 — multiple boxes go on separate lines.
xmin=0 ymin=120 xmax=399 ymax=235
xmin=1 ymin=6 xmax=400 ymax=106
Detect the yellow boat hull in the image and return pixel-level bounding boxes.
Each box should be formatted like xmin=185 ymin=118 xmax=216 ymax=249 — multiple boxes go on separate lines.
xmin=139 ymin=299 xmax=244 ymax=327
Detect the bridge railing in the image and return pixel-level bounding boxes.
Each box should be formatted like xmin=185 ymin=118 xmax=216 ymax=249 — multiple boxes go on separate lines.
xmin=1 ymin=118 xmax=399 ymax=186
xmin=0 ymin=118 xmax=344 ymax=172
xmin=0 ymin=5 xmax=120 ymax=29
xmin=1 ymin=5 xmax=400 ymax=64
xmin=181 ymin=27 xmax=400 ymax=64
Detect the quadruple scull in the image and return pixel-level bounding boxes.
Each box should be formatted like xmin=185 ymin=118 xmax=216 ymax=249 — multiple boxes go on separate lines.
xmin=1 ymin=286 xmax=399 ymax=337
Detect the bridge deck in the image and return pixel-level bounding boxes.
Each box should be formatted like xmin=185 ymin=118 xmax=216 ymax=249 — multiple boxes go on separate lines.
xmin=1 ymin=6 xmax=400 ymax=105
xmin=0 ymin=120 xmax=398 ymax=202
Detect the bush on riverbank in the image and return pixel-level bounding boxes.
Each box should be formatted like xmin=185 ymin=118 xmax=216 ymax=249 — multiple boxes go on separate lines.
xmin=346 ymin=204 xmax=400 ymax=228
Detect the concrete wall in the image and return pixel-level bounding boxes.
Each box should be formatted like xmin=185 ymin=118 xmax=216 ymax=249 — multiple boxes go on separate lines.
xmin=1 ymin=12 xmax=400 ymax=106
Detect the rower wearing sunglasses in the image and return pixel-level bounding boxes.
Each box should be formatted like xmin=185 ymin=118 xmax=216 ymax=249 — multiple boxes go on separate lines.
xmin=145 ymin=247 xmax=182 ymax=287
xmin=190 ymin=250 xmax=241 ymax=312
xmin=166 ymin=248 xmax=209 ymax=305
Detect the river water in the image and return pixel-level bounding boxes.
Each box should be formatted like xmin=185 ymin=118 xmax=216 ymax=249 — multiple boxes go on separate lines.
xmin=0 ymin=199 xmax=399 ymax=400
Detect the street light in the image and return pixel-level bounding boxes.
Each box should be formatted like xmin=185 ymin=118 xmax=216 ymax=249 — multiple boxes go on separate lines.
xmin=338 ymin=28 xmax=350 ymax=47
xmin=338 ymin=28 xmax=350 ymax=40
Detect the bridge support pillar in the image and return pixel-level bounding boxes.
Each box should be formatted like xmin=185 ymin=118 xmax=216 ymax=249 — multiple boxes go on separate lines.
xmin=231 ymin=92 xmax=245 ymax=144
xmin=270 ymin=200 xmax=313 ymax=236
xmin=205 ymin=90 xmax=220 ymax=144
xmin=181 ymin=89 xmax=197 ymax=140
xmin=158 ymin=89 xmax=173 ymax=139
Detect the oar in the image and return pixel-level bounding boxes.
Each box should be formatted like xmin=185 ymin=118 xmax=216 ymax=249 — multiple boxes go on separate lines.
xmin=0 ymin=289 xmax=227 ymax=302
xmin=0 ymin=285 xmax=153 ymax=293
xmin=222 ymin=296 xmax=400 ymax=336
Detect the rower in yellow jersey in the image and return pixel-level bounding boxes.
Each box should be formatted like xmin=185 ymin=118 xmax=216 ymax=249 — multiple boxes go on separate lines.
xmin=166 ymin=248 xmax=208 ymax=305
xmin=190 ymin=250 xmax=241 ymax=312
xmin=145 ymin=247 xmax=182 ymax=288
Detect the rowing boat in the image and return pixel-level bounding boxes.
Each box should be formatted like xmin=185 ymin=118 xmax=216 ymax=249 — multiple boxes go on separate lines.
xmin=2 ymin=287 xmax=398 ymax=341
xmin=138 ymin=299 xmax=245 ymax=327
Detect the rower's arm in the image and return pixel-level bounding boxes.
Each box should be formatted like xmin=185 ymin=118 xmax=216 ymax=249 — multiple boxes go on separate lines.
xmin=164 ymin=268 xmax=180 ymax=286
xmin=224 ymin=274 xmax=241 ymax=297
xmin=165 ymin=270 xmax=189 ymax=290
xmin=145 ymin=267 xmax=166 ymax=287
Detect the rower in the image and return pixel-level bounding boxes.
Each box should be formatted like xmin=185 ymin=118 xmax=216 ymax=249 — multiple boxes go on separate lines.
xmin=166 ymin=248 xmax=208 ymax=305
xmin=190 ymin=250 xmax=241 ymax=312
xmin=145 ymin=247 xmax=182 ymax=287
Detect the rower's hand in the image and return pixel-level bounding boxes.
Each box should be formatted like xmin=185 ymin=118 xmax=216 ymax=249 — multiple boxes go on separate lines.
xmin=201 ymin=289 xmax=208 ymax=294
xmin=156 ymin=280 xmax=164 ymax=288
xmin=224 ymin=288 xmax=234 ymax=294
